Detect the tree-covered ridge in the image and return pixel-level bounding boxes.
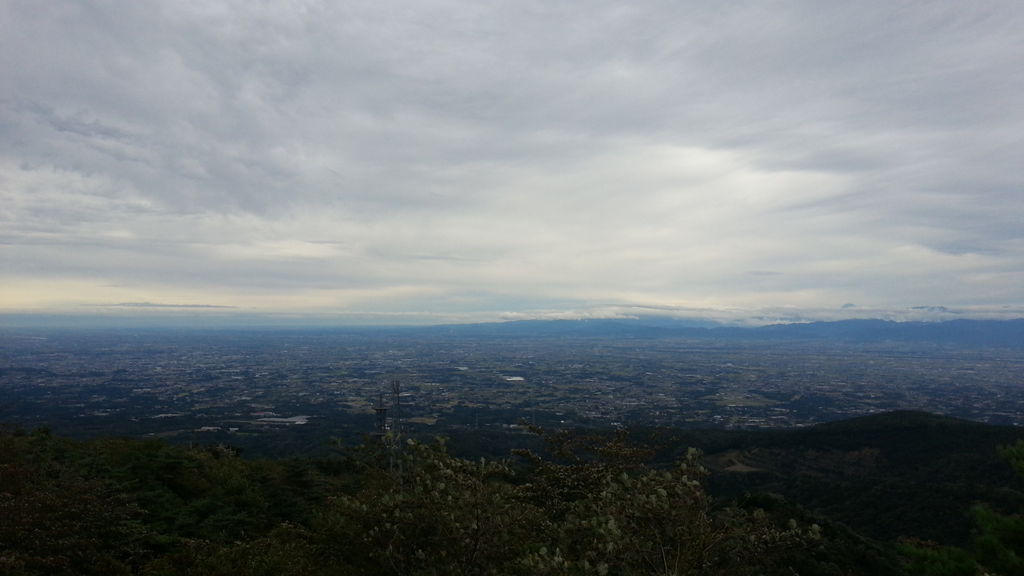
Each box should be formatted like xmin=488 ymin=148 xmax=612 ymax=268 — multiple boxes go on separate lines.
xmin=1 ymin=418 xmax=1022 ymax=575
xmin=657 ymin=411 xmax=1024 ymax=547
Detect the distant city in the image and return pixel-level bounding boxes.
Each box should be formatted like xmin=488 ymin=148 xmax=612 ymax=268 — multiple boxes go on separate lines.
xmin=2 ymin=319 xmax=1022 ymax=456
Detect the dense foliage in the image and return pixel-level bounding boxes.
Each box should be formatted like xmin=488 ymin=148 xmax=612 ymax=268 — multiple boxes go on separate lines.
xmin=1 ymin=422 xmax=1021 ymax=575
xmin=895 ymin=440 xmax=1024 ymax=576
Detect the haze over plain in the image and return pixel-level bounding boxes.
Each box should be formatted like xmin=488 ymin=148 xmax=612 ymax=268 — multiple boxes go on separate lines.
xmin=2 ymin=1 xmax=1022 ymax=325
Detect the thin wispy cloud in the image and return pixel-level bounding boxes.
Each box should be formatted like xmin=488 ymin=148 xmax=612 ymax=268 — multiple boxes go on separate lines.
xmin=109 ymin=302 xmax=237 ymax=309
xmin=1 ymin=1 xmax=1021 ymax=324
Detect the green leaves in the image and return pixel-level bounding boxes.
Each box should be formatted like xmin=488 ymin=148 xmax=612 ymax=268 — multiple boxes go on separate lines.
xmin=0 ymin=428 xmax=854 ymax=575
xmin=0 ymin=433 xmax=143 ymax=575
xmin=315 ymin=439 xmax=542 ymax=576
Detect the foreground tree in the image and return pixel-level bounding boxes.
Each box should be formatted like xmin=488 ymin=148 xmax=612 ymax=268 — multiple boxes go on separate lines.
xmin=0 ymin=429 xmax=143 ymax=575
xmin=514 ymin=430 xmax=824 ymax=575
xmin=315 ymin=437 xmax=543 ymax=575
xmin=311 ymin=430 xmax=829 ymax=576
xmin=899 ymin=440 xmax=1024 ymax=575
xmin=0 ymin=426 xmax=909 ymax=575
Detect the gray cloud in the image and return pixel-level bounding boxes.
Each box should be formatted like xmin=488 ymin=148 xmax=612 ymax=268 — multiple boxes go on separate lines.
xmin=109 ymin=302 xmax=237 ymax=309
xmin=1 ymin=1 xmax=1022 ymax=322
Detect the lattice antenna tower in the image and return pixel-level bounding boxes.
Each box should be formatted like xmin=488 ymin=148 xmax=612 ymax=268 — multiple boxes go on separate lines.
xmin=391 ymin=379 xmax=402 ymax=442
xmin=388 ymin=379 xmax=404 ymax=486
xmin=373 ymin=391 xmax=389 ymax=439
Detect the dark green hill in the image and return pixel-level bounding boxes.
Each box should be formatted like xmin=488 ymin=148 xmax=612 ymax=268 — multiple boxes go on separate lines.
xmin=2 ymin=425 xmax=907 ymax=576
xmin=4 ymin=412 xmax=1023 ymax=575
xmin=444 ymin=411 xmax=1024 ymax=547
xmin=687 ymin=411 xmax=1024 ymax=545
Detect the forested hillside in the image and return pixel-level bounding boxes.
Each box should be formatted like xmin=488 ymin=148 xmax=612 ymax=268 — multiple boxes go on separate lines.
xmin=2 ymin=414 xmax=1023 ymax=575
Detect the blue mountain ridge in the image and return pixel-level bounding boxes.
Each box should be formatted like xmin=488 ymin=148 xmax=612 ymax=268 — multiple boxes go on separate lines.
xmin=423 ymin=317 xmax=1024 ymax=348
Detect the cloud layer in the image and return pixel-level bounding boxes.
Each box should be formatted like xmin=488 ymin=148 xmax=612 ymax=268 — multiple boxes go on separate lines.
xmin=2 ymin=1 xmax=1022 ymax=324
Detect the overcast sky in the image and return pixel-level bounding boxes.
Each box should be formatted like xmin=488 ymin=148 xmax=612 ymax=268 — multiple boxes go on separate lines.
xmin=1 ymin=1 xmax=1022 ymax=325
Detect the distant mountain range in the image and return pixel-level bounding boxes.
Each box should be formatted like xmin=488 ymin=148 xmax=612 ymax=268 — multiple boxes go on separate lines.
xmin=427 ymin=317 xmax=1024 ymax=348
xmin=3 ymin=314 xmax=1022 ymax=348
